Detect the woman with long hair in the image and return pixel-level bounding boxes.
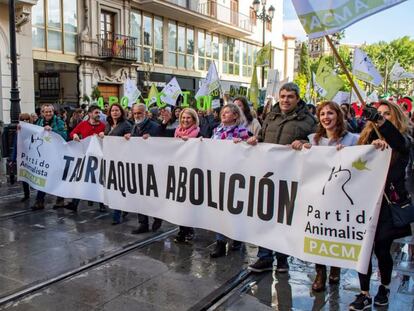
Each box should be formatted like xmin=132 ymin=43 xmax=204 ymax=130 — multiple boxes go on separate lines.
xmin=98 ymin=103 xmax=131 ymax=225
xmin=173 ymin=108 xmax=200 ymax=243
xmin=233 ymin=96 xmax=261 ymax=136
xmin=292 ymin=101 xmax=359 ymax=292
xmin=348 ymin=100 xmax=412 ymax=310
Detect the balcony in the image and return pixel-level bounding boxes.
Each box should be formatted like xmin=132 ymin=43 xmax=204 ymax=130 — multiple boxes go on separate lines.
xmin=97 ymin=34 xmax=137 ymax=62
xmin=136 ymin=0 xmax=253 ymax=37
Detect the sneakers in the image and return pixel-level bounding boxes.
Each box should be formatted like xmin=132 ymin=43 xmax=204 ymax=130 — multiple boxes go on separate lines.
xmin=349 ymin=293 xmax=372 ymax=310
xmin=174 ymin=228 xmax=194 ymax=243
xmin=248 ymin=258 xmax=274 ymax=273
xmin=374 ymin=285 xmax=390 ymax=306
xmin=276 ymin=257 xmax=290 ymax=273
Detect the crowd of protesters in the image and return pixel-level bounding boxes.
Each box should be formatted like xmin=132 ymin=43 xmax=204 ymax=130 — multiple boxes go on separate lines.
xmin=13 ymin=82 xmax=414 ymax=311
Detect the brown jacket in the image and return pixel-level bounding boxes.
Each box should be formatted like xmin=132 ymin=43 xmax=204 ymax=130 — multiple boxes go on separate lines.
xmin=258 ymin=100 xmax=317 ymax=145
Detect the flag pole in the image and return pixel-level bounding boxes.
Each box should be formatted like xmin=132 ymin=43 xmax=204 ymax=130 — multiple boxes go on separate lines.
xmin=325 ymin=35 xmax=382 ymax=137
xmin=325 ymin=35 xmax=365 ymax=107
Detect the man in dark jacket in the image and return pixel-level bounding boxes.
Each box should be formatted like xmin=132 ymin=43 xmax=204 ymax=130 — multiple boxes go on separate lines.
xmin=247 ymin=82 xmax=317 ymax=273
xmin=32 ymin=104 xmax=67 ymax=210
xmin=126 ymin=104 xmax=164 ymax=234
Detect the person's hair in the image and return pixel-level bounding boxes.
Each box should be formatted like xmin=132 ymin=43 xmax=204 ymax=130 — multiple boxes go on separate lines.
xmin=313 ymin=101 xmax=347 ymax=145
xmin=19 ymin=113 xmax=31 ymax=122
xmin=221 ymin=103 xmax=244 ymax=126
xmin=358 ymin=100 xmax=410 ymax=145
xmin=234 ymin=96 xmax=253 ymax=123
xmin=87 ymin=105 xmax=100 ymax=113
xmin=41 ymin=103 xmax=54 ymax=112
xmin=179 ymin=108 xmax=199 ymax=127
xmin=172 ymin=106 xmax=182 ymax=122
xmin=132 ymin=103 xmax=147 ymax=112
xmin=106 ymin=103 xmax=126 ymax=125
xmin=279 ymin=82 xmax=300 ymax=98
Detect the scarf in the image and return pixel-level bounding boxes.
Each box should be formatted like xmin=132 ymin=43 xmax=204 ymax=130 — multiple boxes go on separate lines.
xmin=174 ymin=125 xmax=200 ymax=138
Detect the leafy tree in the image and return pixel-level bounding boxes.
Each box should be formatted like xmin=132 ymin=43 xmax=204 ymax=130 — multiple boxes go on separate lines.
xmin=298 ymin=42 xmax=311 ymax=81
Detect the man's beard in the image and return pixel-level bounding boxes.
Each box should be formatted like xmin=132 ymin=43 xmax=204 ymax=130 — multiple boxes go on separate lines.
xmin=135 ymin=117 xmax=146 ymax=124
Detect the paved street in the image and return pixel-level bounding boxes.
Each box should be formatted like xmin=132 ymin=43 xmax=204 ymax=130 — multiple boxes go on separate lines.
xmin=0 ymin=176 xmax=413 ymax=310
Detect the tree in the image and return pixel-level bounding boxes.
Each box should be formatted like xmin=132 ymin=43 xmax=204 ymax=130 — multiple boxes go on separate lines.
xmin=298 ymin=42 xmax=311 ymax=81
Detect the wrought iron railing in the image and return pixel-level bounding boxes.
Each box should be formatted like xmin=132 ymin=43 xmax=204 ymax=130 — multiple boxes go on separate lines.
xmin=165 ymin=0 xmax=253 ymax=32
xmin=97 ymin=33 xmax=137 ymax=60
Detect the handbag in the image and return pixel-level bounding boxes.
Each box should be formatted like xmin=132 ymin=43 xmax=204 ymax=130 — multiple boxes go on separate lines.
xmin=385 ymin=185 xmax=414 ymax=228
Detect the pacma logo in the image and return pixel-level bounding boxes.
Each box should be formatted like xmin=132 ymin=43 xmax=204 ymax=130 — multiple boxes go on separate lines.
xmin=28 ymin=134 xmax=50 ymax=157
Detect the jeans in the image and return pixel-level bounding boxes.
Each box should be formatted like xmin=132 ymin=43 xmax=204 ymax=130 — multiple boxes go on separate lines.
xmin=257 ymin=247 xmax=288 ymax=261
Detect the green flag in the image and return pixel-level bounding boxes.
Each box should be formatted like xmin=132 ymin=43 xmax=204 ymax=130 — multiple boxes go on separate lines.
xmin=148 ymin=83 xmax=159 ymax=106
xmin=255 ymin=42 xmax=271 ymax=67
xmin=315 ymin=59 xmax=344 ymax=100
xmin=249 ymin=65 xmax=259 ymax=109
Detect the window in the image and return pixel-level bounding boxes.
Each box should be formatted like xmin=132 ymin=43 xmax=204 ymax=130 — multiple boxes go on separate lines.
xmin=131 ymin=11 xmax=142 ymax=61
xmin=139 ymin=14 xmax=163 ymax=64
xmin=32 ymin=0 xmax=77 ymax=53
xmin=249 ymin=7 xmax=257 ymax=26
xmin=101 ymin=11 xmax=115 ymax=38
xmin=223 ymin=37 xmax=240 ymax=75
xmin=266 ymin=19 xmax=272 ymax=32
xmin=242 ymin=42 xmax=259 ymax=77
xmin=230 ymin=0 xmax=239 ymax=26
xmin=198 ymin=30 xmax=218 ymax=71
xmin=168 ymin=23 xmax=194 ymax=70
xmin=39 ymin=72 xmax=60 ymax=98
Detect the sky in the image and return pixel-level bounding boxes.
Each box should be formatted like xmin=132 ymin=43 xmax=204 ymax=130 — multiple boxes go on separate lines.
xmin=282 ymin=0 xmax=414 ymax=44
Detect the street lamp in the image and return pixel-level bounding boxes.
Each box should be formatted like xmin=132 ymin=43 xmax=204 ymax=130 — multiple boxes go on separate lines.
xmin=253 ymin=0 xmax=275 ymax=88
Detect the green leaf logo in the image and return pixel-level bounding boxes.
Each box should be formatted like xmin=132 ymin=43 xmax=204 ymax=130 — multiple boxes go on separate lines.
xmin=43 ymin=136 xmax=51 ymax=143
xmin=352 ymin=158 xmax=370 ymax=171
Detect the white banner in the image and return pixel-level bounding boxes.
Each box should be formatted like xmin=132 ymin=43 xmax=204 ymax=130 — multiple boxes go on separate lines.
xmin=160 ymin=77 xmax=182 ymax=106
xmin=292 ymin=0 xmax=407 ymax=39
xmin=17 ymin=123 xmax=392 ymax=273
xmin=266 ymin=69 xmax=280 ymax=98
xmin=196 ymin=62 xmax=220 ymax=98
xmin=389 ymin=61 xmax=414 ymax=82
xmin=353 ymin=48 xmax=383 ymax=86
xmin=123 ymin=79 xmax=141 ymax=107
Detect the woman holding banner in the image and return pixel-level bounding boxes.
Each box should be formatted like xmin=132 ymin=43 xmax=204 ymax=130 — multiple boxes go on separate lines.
xmin=292 ymin=101 xmax=359 ymax=292
xmin=173 ymin=108 xmax=200 ymax=243
xmin=98 ymin=103 xmax=132 ymax=225
xmin=349 ymin=100 xmax=412 ymax=310
xmin=210 ymin=104 xmax=250 ymax=258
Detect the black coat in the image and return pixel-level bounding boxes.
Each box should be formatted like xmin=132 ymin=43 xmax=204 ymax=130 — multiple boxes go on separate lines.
xmin=369 ymin=120 xmax=411 ymax=240
xmin=130 ymin=118 xmax=161 ymax=137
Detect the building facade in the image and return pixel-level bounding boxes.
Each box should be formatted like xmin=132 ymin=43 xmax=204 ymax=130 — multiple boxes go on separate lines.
xmin=0 ymin=0 xmax=36 ymax=124
xmin=1 ymin=0 xmax=297 ymax=122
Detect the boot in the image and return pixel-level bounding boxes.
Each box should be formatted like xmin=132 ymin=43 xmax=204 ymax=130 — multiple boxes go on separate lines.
xmin=131 ymin=224 xmax=149 ymax=234
xmin=152 ymin=218 xmax=162 ymax=232
xmin=329 ymin=267 xmax=341 ymax=284
xmin=63 ymin=202 xmax=77 ymax=212
xmin=210 ymin=240 xmax=227 ymax=258
xmin=230 ymin=240 xmax=242 ymax=251
xmin=53 ymin=197 xmax=65 ymax=209
xmin=31 ymin=200 xmax=45 ymax=211
xmin=312 ymin=265 xmax=327 ymax=292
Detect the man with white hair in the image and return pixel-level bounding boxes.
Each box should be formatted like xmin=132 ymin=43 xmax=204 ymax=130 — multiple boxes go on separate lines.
xmin=125 ymin=104 xmax=164 ymax=233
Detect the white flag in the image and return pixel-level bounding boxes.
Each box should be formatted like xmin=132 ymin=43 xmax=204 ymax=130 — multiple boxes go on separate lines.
xmin=352 ymin=48 xmax=383 ymax=86
xmin=266 ymin=69 xmax=280 ymax=97
xmin=350 ymin=81 xmax=367 ymax=105
xmin=389 ymin=62 xmax=414 ymax=82
xmin=367 ymin=90 xmax=379 ymax=103
xmin=312 ymin=72 xmax=327 ymax=98
xmin=196 ymin=62 xmax=220 ymax=98
xmin=160 ymin=77 xmax=182 ymax=106
xmin=123 ymin=79 xmax=141 ymax=107
xmin=332 ymin=91 xmax=350 ymax=105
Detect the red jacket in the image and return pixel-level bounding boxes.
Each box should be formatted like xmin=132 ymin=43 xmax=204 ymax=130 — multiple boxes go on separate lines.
xmin=70 ymin=120 xmax=106 ymax=140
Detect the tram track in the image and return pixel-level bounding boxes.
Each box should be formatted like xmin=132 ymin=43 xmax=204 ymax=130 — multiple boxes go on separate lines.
xmin=0 ymin=227 xmax=178 ymax=307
